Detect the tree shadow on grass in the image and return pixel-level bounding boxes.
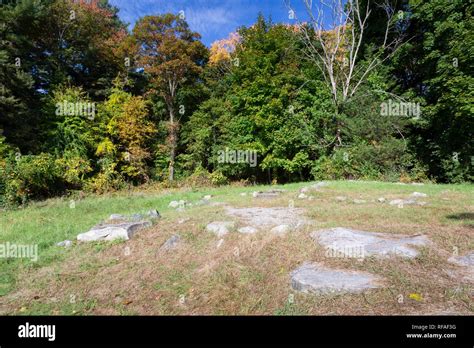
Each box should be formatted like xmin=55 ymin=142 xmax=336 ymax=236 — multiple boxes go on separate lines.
xmin=446 ymin=213 xmax=474 ymax=229
xmin=446 ymin=212 xmax=474 ymax=221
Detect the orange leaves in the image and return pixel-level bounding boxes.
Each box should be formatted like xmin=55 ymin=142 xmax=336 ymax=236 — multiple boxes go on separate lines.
xmin=209 ymin=32 xmax=241 ymax=66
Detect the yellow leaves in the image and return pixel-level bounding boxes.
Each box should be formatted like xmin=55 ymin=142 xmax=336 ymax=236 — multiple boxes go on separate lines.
xmin=209 ymin=32 xmax=240 ymax=66
xmin=96 ymin=138 xmax=116 ymax=157
xmin=408 ymin=293 xmax=423 ymax=302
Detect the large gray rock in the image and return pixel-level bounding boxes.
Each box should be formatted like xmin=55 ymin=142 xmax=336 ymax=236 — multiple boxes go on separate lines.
xmin=290 ymin=262 xmax=383 ymax=294
xmin=447 ymin=252 xmax=474 ymax=283
xmin=109 ymin=209 xmax=160 ymax=222
xmin=225 ymin=206 xmax=307 ymax=229
xmin=311 ymin=227 xmax=430 ymax=259
xmin=206 ymin=221 xmax=235 ymax=237
xmin=448 ymin=252 xmax=474 ymax=267
xmin=77 ymin=221 xmax=151 ymax=242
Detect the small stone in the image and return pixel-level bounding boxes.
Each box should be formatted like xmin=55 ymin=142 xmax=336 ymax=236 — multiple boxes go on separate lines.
xmin=298 ymin=193 xmax=308 ymax=199
xmin=335 ymin=196 xmax=347 ymax=202
xmin=168 ymin=201 xmax=180 ymax=208
xmin=56 ymin=240 xmax=72 ymax=248
xmin=130 ymin=213 xmax=144 ymax=221
xmin=238 ymin=226 xmax=258 ymax=234
xmin=147 ymin=209 xmax=160 ymax=219
xmin=270 ymin=224 xmax=291 ymax=235
xmin=389 ymin=199 xmax=417 ymax=206
xmin=109 ymin=214 xmax=127 ymax=220
xmin=206 ymin=221 xmax=235 ymax=237
xmin=377 ymin=197 xmax=386 ymax=203
xmin=311 ymin=181 xmax=328 ymax=189
xmin=240 ymin=192 xmax=247 ymax=196
xmin=410 ymin=192 xmax=428 ymax=198
xmin=353 ymin=199 xmax=366 ymax=204
xmin=161 ymin=235 xmax=180 ymax=251
xmin=216 ymin=239 xmax=224 ymax=248
xmin=253 ymin=191 xmax=280 ymax=198
xmin=203 ymin=195 xmax=212 ymax=200
xmin=178 ymin=218 xmax=190 ymax=224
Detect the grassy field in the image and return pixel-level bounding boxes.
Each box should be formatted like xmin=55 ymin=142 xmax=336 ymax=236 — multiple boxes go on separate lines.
xmin=0 ymin=180 xmax=473 ymax=315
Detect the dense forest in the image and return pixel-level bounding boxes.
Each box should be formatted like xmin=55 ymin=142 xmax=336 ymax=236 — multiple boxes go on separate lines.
xmin=0 ymin=0 xmax=472 ymax=207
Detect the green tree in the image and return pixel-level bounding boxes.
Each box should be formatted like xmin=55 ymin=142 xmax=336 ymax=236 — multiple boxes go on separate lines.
xmin=132 ymin=14 xmax=207 ymax=181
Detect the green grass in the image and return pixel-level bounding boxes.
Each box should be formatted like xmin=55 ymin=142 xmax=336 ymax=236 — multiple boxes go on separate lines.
xmin=0 ymin=180 xmax=473 ymax=314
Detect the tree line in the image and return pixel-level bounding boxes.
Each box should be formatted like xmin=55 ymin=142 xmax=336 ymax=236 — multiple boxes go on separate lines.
xmin=0 ymin=0 xmax=472 ymax=206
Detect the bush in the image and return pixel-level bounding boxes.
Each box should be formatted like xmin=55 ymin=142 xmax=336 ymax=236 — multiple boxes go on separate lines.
xmin=1 ymin=153 xmax=64 ymax=206
xmin=210 ymin=170 xmax=228 ymax=186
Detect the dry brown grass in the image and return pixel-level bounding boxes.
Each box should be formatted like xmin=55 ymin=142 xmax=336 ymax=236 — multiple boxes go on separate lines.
xmin=2 ymin=181 xmax=473 ymax=315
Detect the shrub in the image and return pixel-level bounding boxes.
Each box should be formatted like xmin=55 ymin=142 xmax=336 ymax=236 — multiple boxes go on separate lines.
xmin=210 ymin=170 xmax=228 ymax=186
xmin=1 ymin=153 xmax=64 ymax=206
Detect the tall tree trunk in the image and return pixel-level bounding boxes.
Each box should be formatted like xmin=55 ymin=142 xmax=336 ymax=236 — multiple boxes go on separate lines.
xmin=334 ymin=103 xmax=342 ymax=148
xmin=169 ymin=106 xmax=177 ymax=182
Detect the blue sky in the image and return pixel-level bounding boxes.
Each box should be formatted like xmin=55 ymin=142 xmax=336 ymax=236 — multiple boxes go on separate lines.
xmin=109 ymin=0 xmax=311 ymax=46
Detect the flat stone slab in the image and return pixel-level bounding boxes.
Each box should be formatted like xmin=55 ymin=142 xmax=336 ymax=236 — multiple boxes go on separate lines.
xmin=448 ymin=252 xmax=474 ymax=267
xmin=238 ymin=226 xmax=259 ymax=234
xmin=410 ymin=192 xmax=428 ymax=198
xmin=206 ymin=221 xmax=235 ymax=237
xmin=445 ymin=253 xmax=474 ymax=283
xmin=290 ymin=262 xmax=383 ymax=294
xmin=389 ymin=199 xmax=418 ymax=206
xmin=311 ymin=227 xmax=430 ymax=258
xmin=108 ymin=209 xmax=160 ymax=222
xmin=271 ymin=224 xmax=291 ymax=235
xmin=252 ymin=190 xmax=281 ymax=198
xmin=225 ymin=206 xmax=307 ymax=229
xmin=77 ymin=221 xmax=152 ymax=242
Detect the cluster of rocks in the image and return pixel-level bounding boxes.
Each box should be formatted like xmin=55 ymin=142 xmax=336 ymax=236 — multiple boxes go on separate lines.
xmin=168 ymin=195 xmax=214 ymax=211
xmin=333 ymin=192 xmax=428 ymax=207
xmin=290 ymin=227 xmax=432 ymax=294
xmin=297 ymin=182 xmax=329 ymax=200
xmin=388 ymin=192 xmax=428 ymax=207
xmin=205 ymin=206 xmax=306 ymax=238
